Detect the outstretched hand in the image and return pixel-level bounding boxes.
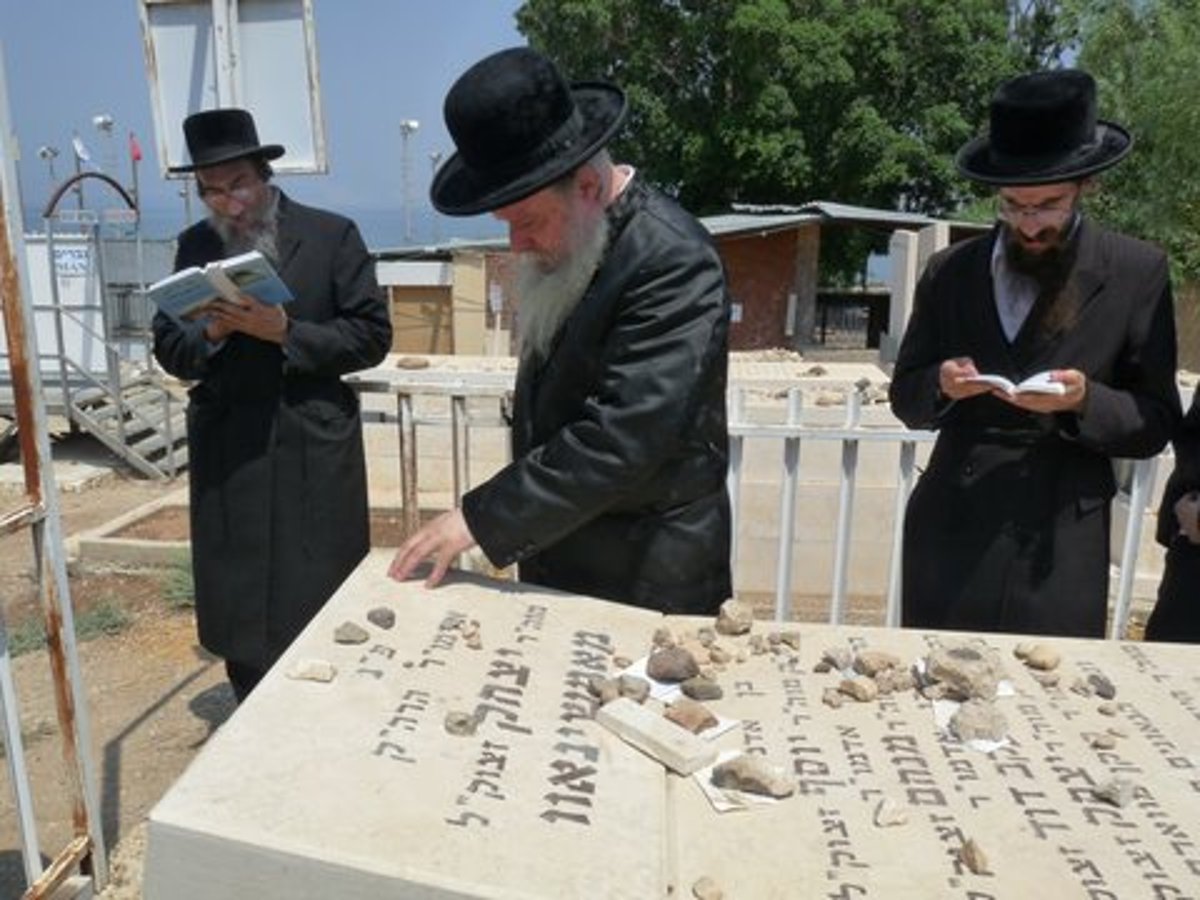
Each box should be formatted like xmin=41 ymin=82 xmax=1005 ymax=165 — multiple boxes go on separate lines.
xmin=388 ymin=508 xmax=478 ymax=588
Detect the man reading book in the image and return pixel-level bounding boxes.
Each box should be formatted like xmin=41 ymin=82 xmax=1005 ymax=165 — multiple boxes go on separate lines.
xmin=152 ymin=108 xmax=392 ymax=701
xmin=888 ymin=70 xmax=1181 ymax=638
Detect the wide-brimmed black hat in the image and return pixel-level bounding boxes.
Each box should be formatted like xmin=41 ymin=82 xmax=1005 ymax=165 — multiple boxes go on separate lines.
xmin=956 ymin=69 xmax=1131 ymax=186
xmin=168 ymin=108 xmax=285 ymax=174
xmin=431 ymin=47 xmax=628 ymax=216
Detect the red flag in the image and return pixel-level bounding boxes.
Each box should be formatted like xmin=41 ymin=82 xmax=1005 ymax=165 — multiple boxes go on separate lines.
xmin=129 ymin=131 xmax=143 ymax=162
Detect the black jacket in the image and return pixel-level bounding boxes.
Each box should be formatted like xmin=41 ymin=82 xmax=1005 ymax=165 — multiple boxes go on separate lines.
xmin=889 ymin=220 xmax=1180 ymax=636
xmin=153 ymin=192 xmax=392 ymax=669
xmin=463 ymin=177 xmax=732 ymax=614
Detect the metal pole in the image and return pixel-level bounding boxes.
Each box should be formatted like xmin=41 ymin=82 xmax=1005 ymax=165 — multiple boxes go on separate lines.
xmin=400 ymin=119 xmax=419 ymax=243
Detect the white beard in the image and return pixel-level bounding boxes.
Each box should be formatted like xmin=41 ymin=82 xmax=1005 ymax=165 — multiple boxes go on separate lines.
xmin=515 ymin=213 xmax=609 ymax=362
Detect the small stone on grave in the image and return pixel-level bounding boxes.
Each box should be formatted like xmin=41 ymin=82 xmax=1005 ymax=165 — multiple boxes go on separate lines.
xmin=873 ymin=797 xmax=909 ymax=828
xmin=647 ymin=646 xmax=700 ymax=683
xmin=1093 ymin=777 xmax=1135 ymax=808
xmin=444 ymin=711 xmax=479 ymax=736
xmin=665 ymin=697 xmax=718 ymax=734
xmin=681 ymin=676 xmax=723 ymax=701
xmin=617 ymin=674 xmax=650 ymax=703
xmin=822 ymin=687 xmax=845 ymax=708
xmin=822 ymin=646 xmax=853 ymax=672
xmin=711 ymin=753 xmax=795 ymax=799
xmin=959 ymin=838 xmax=990 ymax=875
xmin=715 ymin=599 xmax=754 ymax=636
xmin=692 ymin=875 xmax=724 ymax=900
xmin=1097 ymin=701 xmax=1119 ymax=717
xmin=334 ymin=621 xmax=370 ymax=644
xmin=950 ymin=699 xmax=1008 ymax=743
xmin=696 ymin=626 xmax=717 ymax=647
xmin=652 ymin=626 xmax=676 ymax=649
xmin=1090 ymin=733 xmax=1117 ymax=750
xmin=1087 ymin=673 xmax=1117 ymax=700
xmin=366 ymin=607 xmax=395 ymax=630
xmin=839 ymin=676 xmax=879 ymax=703
xmin=854 ymin=650 xmax=901 ymax=677
xmin=926 ymin=643 xmax=1005 ymax=700
xmin=1022 ymin=644 xmax=1061 ymax=671
xmin=285 ymin=658 xmax=337 ymax=683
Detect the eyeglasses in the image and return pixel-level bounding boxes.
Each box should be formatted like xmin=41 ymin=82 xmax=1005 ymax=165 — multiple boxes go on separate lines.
xmin=196 ymin=179 xmax=259 ymax=205
xmin=996 ymin=195 xmax=1076 ymax=225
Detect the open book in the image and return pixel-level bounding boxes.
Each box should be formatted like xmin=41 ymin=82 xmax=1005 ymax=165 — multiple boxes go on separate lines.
xmin=147 ymin=250 xmax=292 ymax=323
xmin=964 ymin=370 xmax=1066 ymax=396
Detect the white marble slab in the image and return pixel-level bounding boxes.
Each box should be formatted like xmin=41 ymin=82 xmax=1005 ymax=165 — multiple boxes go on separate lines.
xmin=145 ymin=552 xmax=1200 ymax=898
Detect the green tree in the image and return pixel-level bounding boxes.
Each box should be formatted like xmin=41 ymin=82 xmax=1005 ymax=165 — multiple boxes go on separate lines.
xmin=516 ymin=0 xmax=1026 ymax=220
xmin=1074 ymin=0 xmax=1200 ymax=284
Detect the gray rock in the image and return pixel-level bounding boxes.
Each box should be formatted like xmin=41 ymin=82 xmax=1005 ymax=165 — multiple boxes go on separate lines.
xmin=1097 ymin=701 xmax=1119 ymax=717
xmin=652 ymin=626 xmax=676 ymax=649
xmin=1088 ymin=673 xmax=1117 ymax=700
xmin=1090 ymin=733 xmax=1117 ymax=750
xmin=715 ymin=599 xmax=754 ymax=636
xmin=681 ymin=676 xmax=724 ymax=701
xmin=822 ymin=686 xmax=845 ymax=708
xmin=926 ymin=643 xmax=1005 ymax=700
xmin=647 ymin=646 xmax=701 ymax=683
xmin=366 ymin=606 xmax=396 ymax=630
xmin=949 ymin=699 xmax=1008 ymax=743
xmin=696 ymin=626 xmax=718 ymax=647
xmin=1093 ymin=777 xmax=1136 ymax=808
xmin=334 ymin=621 xmax=370 ymax=644
xmin=821 ymin=646 xmax=854 ymax=672
xmin=617 ymin=674 xmax=651 ymax=703
xmin=444 ymin=711 xmax=478 ymax=736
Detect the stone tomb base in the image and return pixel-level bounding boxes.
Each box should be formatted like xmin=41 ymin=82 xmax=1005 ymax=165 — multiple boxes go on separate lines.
xmin=144 ymin=551 xmax=1200 ymax=898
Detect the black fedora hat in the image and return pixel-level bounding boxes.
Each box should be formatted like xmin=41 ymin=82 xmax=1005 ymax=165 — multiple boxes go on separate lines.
xmin=956 ymin=69 xmax=1131 ymax=186
xmin=431 ymin=47 xmax=628 ymax=216
xmin=168 ymin=108 xmax=285 ymax=174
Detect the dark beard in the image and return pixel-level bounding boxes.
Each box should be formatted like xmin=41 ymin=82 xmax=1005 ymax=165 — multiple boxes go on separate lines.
xmin=1003 ymin=220 xmax=1081 ymax=335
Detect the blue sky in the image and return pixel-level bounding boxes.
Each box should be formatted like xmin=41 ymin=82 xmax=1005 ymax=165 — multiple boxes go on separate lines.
xmin=0 ymin=1 xmax=524 ymax=247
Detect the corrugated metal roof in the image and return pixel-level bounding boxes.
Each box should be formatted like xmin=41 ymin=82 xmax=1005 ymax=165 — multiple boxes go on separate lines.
xmin=376 ymin=199 xmax=985 ymax=256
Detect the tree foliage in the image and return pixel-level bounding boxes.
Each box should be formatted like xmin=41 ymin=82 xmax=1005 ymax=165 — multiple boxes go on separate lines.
xmin=515 ymin=0 xmax=1028 ymax=219
xmin=1073 ymin=0 xmax=1200 ymax=284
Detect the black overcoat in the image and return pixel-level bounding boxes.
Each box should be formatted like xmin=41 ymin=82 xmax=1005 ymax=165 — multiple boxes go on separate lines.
xmin=889 ymin=220 xmax=1180 ymax=637
xmin=1147 ymin=389 xmax=1200 ymax=642
xmin=463 ymin=177 xmax=732 ymax=615
xmin=152 ymin=193 xmax=392 ymax=669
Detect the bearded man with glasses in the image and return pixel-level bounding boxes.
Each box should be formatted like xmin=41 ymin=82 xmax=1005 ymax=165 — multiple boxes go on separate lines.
xmin=153 ymin=109 xmax=392 ymax=701
xmin=889 ymin=69 xmax=1181 ymax=638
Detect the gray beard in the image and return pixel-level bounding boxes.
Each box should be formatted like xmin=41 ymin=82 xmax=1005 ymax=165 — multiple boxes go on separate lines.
xmin=210 ymin=187 xmax=280 ymax=263
xmin=515 ymin=214 xmax=609 ymax=362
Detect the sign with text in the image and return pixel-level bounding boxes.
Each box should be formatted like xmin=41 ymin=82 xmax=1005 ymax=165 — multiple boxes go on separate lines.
xmin=144 ymin=552 xmax=1200 ymax=898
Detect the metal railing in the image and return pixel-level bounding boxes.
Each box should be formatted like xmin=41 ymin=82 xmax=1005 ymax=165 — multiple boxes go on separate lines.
xmin=350 ymin=369 xmax=1162 ymax=640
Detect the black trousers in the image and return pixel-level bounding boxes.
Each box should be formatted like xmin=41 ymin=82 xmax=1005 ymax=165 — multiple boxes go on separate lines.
xmin=1145 ymin=543 xmax=1200 ymax=643
xmin=225 ymin=659 xmax=267 ymax=703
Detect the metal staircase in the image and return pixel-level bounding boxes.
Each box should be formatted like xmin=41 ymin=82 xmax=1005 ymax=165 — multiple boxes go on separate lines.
xmin=66 ymin=369 xmax=188 ymax=479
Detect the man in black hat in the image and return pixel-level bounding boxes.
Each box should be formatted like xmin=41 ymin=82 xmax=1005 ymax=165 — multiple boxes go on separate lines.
xmin=889 ymin=69 xmax=1181 ymax=638
xmin=389 ymin=47 xmax=732 ymax=615
xmin=153 ymin=108 xmax=392 ymax=701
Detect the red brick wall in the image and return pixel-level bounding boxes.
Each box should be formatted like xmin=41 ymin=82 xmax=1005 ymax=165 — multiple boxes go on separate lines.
xmin=716 ymin=229 xmax=807 ymax=351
